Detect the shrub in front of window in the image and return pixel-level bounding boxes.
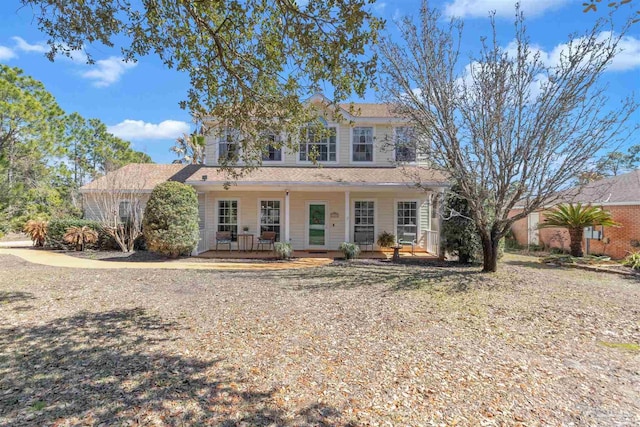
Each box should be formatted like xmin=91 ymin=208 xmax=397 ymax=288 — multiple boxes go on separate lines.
xmin=339 ymin=242 xmax=361 ymax=260
xmin=274 ymin=242 xmax=292 ymax=260
xmin=143 ymin=182 xmax=199 ymax=258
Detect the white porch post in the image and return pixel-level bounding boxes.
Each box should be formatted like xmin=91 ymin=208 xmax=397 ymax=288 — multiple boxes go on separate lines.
xmin=285 ymin=189 xmax=290 ymax=242
xmin=437 ymin=189 xmax=446 ymax=259
xmin=344 ymin=190 xmax=350 ymax=242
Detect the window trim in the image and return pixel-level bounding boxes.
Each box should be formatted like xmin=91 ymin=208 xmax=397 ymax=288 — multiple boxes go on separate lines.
xmin=393 ymin=126 xmax=418 ymax=164
xmin=394 ymin=199 xmax=421 ymax=243
xmin=215 ymin=198 xmax=240 ymax=242
xmin=261 ymin=132 xmax=285 ymax=164
xmin=297 ymin=124 xmax=339 ymax=164
xmin=256 ymin=198 xmax=284 ymax=241
xmin=350 ymin=126 xmax=375 ymax=164
xmin=352 ymin=199 xmax=377 ymax=246
xmin=118 ymin=200 xmax=132 ymax=224
xmin=217 ymin=128 xmax=241 ymax=164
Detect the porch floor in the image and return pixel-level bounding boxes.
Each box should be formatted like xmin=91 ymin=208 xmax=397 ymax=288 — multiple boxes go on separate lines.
xmin=196 ymin=247 xmax=437 ymax=260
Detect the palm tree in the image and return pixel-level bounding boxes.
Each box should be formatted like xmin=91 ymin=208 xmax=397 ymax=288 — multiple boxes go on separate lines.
xmin=539 ymin=203 xmax=620 ymax=257
xmin=170 ymin=127 xmax=206 ymax=164
xmin=63 ymin=226 xmax=99 ymax=251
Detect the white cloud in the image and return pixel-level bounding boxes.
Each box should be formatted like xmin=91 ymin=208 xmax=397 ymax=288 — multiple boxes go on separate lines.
xmin=444 ymin=0 xmax=571 ymax=19
xmin=12 ymin=36 xmax=47 ymax=53
xmin=505 ymin=32 xmax=640 ymax=72
xmin=108 ymin=119 xmax=191 ymax=140
xmin=80 ymin=56 xmax=136 ymax=87
xmin=0 ymin=45 xmax=16 ymax=61
xmin=374 ymin=2 xmax=387 ymax=12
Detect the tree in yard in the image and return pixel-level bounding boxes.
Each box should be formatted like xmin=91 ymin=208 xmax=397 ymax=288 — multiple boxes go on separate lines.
xmin=595 ymin=144 xmax=640 ymax=176
xmin=379 ymin=2 xmax=637 ymax=272
xmin=86 ymin=164 xmax=149 ymax=252
xmin=171 ymin=130 xmax=206 ymax=165
xmin=538 ymin=203 xmax=620 ymax=257
xmin=143 ymin=182 xmax=199 ymax=258
xmin=63 ymin=225 xmax=99 ymax=252
xmin=582 ymin=0 xmax=639 ymax=23
xmin=22 ymin=0 xmax=383 ymax=167
xmin=442 ymin=186 xmax=481 ymax=264
xmin=0 ymin=64 xmax=66 ymax=230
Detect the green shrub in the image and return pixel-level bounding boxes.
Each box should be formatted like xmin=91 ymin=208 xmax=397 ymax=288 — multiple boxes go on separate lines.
xmin=622 ymin=252 xmax=640 ymax=270
xmin=377 ymin=231 xmax=395 ymax=248
xmin=274 ymin=242 xmax=292 ymax=259
xmin=505 ymin=237 xmax=522 ymax=250
xmin=339 ymin=242 xmax=361 ymax=260
xmin=47 ymin=218 xmax=103 ymax=249
xmin=549 ymin=247 xmax=567 ymax=255
xmin=442 ymin=186 xmax=481 ymax=263
xmin=528 ymin=243 xmax=545 ymax=252
xmin=143 ymin=182 xmax=199 ymax=258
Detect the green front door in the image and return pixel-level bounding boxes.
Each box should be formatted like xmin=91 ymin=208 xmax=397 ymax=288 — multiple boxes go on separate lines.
xmin=308 ymin=203 xmax=326 ymax=246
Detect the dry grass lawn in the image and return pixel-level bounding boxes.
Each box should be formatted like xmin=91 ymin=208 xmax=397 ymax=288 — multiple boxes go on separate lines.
xmin=0 ymin=253 xmax=639 ymax=426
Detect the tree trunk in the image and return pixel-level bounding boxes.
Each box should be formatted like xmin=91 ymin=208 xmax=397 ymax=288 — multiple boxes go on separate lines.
xmin=569 ymin=227 xmax=584 ymax=257
xmin=480 ymin=233 xmax=500 ymax=273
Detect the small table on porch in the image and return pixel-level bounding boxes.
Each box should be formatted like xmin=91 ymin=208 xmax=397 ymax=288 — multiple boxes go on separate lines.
xmin=237 ymin=233 xmax=255 ymax=252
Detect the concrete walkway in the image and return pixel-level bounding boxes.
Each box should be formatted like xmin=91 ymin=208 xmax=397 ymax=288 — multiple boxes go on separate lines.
xmin=0 ymin=240 xmax=33 ymax=248
xmin=0 ymin=248 xmax=333 ymax=271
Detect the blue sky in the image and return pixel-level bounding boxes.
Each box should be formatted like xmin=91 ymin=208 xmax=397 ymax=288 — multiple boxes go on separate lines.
xmin=1 ymin=0 xmax=638 ymax=164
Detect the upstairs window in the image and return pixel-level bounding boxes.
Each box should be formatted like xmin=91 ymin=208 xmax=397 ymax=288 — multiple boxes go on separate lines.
xmin=262 ymin=133 xmax=282 ymax=162
xmin=395 ymin=126 xmax=417 ymax=162
xmin=218 ymin=129 xmax=240 ymax=162
xmin=352 ymin=127 xmax=374 ymax=162
xmin=299 ymin=127 xmax=337 ymax=162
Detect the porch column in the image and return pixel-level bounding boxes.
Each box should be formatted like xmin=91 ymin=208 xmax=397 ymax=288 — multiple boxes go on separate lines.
xmin=285 ymin=189 xmax=290 ymax=242
xmin=437 ymin=189 xmax=446 ymax=259
xmin=344 ymin=190 xmax=350 ymax=242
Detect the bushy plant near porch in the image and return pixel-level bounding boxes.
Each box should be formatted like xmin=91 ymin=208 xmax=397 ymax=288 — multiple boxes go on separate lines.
xmin=143 ymin=182 xmax=199 ymax=258
xmin=339 ymin=242 xmax=361 ymax=260
xmin=274 ymin=242 xmax=292 ymax=260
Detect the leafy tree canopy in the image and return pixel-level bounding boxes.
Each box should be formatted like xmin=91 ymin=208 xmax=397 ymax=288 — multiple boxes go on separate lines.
xmin=21 ymin=0 xmax=384 ymax=166
xmin=0 ymin=64 xmax=151 ymax=232
xmin=582 ymin=0 xmax=640 ymax=23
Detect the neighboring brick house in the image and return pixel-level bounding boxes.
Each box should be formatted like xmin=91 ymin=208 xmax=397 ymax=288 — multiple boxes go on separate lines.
xmin=509 ymin=170 xmax=640 ymax=259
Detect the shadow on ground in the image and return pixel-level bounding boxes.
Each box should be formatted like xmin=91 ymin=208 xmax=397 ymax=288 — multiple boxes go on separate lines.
xmin=0 ymin=308 xmax=348 ymax=426
xmin=250 ymin=260 xmax=492 ymax=294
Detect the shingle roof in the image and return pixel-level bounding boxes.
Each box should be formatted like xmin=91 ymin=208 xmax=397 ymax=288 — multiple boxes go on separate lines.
xmin=79 ymin=164 xmax=186 ymax=192
xmin=80 ymin=164 xmax=449 ymax=192
xmin=561 ymin=169 xmax=640 ymax=204
xmin=186 ymin=166 xmax=448 ymax=187
xmin=339 ymin=103 xmax=399 ymax=118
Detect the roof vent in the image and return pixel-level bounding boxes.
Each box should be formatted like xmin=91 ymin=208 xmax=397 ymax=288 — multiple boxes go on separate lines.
xmin=201 ymin=175 xmax=208 ymax=181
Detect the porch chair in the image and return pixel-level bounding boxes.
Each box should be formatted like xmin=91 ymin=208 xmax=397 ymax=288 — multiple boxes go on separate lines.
xmin=354 ymin=231 xmax=374 ymax=252
xmin=398 ymin=232 xmax=417 ymax=256
xmin=215 ymin=231 xmax=233 ymax=251
xmin=257 ymin=231 xmax=276 ymax=251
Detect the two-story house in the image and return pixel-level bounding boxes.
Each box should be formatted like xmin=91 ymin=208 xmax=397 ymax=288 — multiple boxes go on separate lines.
xmin=81 ymin=94 xmax=450 ymax=255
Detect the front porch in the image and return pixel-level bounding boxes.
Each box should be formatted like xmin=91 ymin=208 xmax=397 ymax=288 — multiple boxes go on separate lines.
xmin=196 ymin=247 xmax=438 ymax=260
xmin=192 ymin=186 xmax=443 ymax=257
